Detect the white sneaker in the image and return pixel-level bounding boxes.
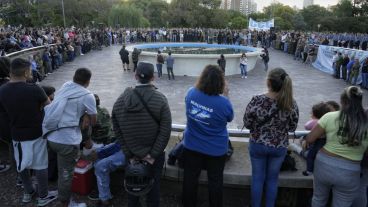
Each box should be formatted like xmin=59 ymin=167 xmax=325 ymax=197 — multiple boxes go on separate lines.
xmin=22 ymin=190 xmax=36 ymax=203
xmin=37 ymin=190 xmax=58 ymax=206
xmin=244 ymin=76 xmax=248 ymax=79
xmin=68 ymin=200 xmax=87 ymax=207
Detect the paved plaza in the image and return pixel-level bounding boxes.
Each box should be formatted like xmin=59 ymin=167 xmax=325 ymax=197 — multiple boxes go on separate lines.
xmin=42 ymin=45 xmax=368 ymax=130
xmin=0 ymin=45 xmax=367 ymax=207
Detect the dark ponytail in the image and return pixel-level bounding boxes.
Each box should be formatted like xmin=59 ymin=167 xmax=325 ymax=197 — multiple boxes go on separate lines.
xmin=268 ymin=68 xmax=294 ymax=111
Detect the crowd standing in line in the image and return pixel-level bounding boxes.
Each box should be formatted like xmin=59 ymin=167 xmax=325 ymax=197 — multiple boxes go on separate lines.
xmin=0 ymin=26 xmax=367 ymax=207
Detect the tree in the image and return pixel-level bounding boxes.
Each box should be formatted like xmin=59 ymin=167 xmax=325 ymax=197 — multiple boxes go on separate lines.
xmin=229 ymin=16 xmax=248 ymax=29
xmin=292 ymin=13 xmax=306 ymax=31
xmin=301 ymin=5 xmax=331 ymax=31
xmin=332 ymin=0 xmax=354 ymax=17
xmin=108 ymin=4 xmax=149 ymax=27
xmin=131 ymin=0 xmax=169 ymax=27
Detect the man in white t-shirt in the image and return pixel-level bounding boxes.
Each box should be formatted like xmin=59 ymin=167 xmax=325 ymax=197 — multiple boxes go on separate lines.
xmin=45 ymin=68 xmax=97 ymax=207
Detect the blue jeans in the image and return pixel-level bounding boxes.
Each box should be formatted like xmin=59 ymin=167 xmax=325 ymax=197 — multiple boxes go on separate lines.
xmin=94 ymin=150 xmax=125 ymax=201
xmin=362 ymin=73 xmax=368 ymax=88
xmin=156 ymin=64 xmax=162 ymax=77
xmin=249 ymin=142 xmax=287 ymax=207
xmin=240 ymin=64 xmax=247 ymax=77
xmin=284 ymin=42 xmax=288 ymax=53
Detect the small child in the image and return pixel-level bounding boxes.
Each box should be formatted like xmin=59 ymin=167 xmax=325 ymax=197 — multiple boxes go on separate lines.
xmin=302 ymin=102 xmax=332 ymax=176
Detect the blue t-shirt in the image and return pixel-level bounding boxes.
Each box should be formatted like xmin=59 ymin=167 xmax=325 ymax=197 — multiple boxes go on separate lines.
xmin=183 ymin=87 xmax=234 ymax=156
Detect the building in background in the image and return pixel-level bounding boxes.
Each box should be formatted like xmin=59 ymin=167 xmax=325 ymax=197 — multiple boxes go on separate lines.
xmin=220 ymin=0 xmax=232 ymax=10
xmin=221 ymin=0 xmax=257 ymax=15
xmin=303 ymin=0 xmax=314 ymax=8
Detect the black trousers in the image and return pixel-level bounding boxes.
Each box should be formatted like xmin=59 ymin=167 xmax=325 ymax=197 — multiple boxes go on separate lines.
xmin=133 ymin=61 xmax=138 ymax=72
xmin=182 ymin=148 xmax=226 ymax=207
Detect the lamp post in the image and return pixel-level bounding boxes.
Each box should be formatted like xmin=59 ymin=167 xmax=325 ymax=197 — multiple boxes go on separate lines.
xmin=61 ymin=0 xmax=66 ymax=27
xmin=317 ymin=24 xmax=321 ymax=32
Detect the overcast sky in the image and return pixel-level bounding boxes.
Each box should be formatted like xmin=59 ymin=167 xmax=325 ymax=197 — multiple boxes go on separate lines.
xmin=164 ymin=0 xmax=340 ymax=11
xmin=256 ymin=0 xmax=339 ymax=11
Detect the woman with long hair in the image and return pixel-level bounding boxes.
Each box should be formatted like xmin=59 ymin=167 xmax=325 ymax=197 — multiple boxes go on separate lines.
xmin=243 ymin=68 xmax=299 ymax=207
xmin=182 ymin=65 xmax=234 ymax=207
xmin=307 ymin=86 xmax=368 ymax=207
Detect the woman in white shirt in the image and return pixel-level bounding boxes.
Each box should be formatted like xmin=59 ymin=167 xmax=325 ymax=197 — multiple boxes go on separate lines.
xmin=240 ymin=53 xmax=248 ymax=79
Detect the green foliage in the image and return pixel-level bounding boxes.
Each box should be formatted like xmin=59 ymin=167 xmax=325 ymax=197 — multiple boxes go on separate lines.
xmin=131 ymin=0 xmax=169 ymax=27
xmin=0 ymin=0 xmax=366 ymax=32
xmin=300 ymin=5 xmax=332 ymax=31
xmin=108 ymin=4 xmax=148 ymax=28
xmin=292 ymin=13 xmax=306 ymax=31
xmin=229 ymin=16 xmax=248 ymax=29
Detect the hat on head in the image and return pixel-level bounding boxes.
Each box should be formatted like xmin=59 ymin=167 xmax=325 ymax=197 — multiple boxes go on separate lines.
xmin=136 ymin=62 xmax=154 ymax=80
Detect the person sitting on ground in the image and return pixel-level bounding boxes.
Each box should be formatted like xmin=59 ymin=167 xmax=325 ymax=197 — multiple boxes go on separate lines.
xmin=301 ymin=102 xmax=332 ymax=176
xmin=83 ymin=94 xmax=124 ymax=207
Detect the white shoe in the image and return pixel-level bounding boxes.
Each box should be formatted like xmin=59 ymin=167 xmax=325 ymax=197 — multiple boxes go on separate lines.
xmin=37 ymin=190 xmax=58 ymax=206
xmin=68 ymin=200 xmax=87 ymax=207
xmin=244 ymin=76 xmax=248 ymax=79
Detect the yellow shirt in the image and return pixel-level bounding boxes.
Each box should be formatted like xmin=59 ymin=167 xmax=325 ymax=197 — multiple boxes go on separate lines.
xmin=318 ymin=111 xmax=368 ymax=161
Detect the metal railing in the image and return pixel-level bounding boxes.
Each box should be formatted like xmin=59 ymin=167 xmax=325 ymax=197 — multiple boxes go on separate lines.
xmin=172 ymin=123 xmax=309 ymax=139
xmin=5 ymin=44 xmax=56 ymax=59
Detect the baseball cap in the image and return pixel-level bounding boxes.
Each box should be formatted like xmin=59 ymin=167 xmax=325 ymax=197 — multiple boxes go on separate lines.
xmin=136 ymin=62 xmax=154 ymax=80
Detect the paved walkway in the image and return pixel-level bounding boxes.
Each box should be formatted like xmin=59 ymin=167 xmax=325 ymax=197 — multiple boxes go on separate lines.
xmin=42 ymin=45 xmax=368 ymax=130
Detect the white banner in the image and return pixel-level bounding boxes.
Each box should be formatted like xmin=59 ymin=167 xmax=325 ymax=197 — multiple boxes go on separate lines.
xmin=312 ymin=45 xmax=368 ymax=84
xmin=312 ymin=45 xmax=368 ymax=83
xmin=248 ymin=18 xmax=274 ymax=31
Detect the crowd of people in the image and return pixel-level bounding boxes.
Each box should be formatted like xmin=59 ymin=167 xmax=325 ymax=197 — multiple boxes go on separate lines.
xmin=0 ymin=25 xmax=368 ymax=207
xmin=0 ymin=52 xmax=367 ymax=207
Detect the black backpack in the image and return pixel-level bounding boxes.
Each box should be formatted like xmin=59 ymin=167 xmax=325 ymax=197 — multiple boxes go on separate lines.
xmin=157 ymin=55 xmax=164 ymax=63
xmin=280 ymin=151 xmax=297 ymax=171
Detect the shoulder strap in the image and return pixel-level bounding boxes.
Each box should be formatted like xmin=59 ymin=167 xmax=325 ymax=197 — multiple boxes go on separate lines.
xmin=133 ymin=89 xmax=160 ymax=125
